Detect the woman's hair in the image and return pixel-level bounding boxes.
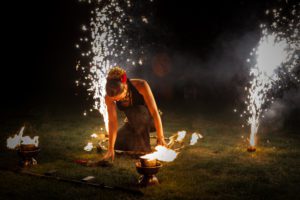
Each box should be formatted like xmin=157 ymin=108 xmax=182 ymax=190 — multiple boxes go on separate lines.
xmin=106 ymin=66 xmax=127 ymax=97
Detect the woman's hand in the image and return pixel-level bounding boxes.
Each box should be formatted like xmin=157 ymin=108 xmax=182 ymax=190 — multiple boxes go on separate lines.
xmin=157 ymin=137 xmax=167 ymax=147
xmin=102 ymin=148 xmax=115 ymax=161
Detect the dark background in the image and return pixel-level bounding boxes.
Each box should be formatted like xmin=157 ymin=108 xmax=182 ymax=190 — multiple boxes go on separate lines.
xmin=1 ymin=0 xmax=299 ymax=126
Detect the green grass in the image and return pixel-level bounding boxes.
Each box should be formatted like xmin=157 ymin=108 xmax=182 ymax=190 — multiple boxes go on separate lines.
xmin=0 ymin=110 xmax=300 ymax=200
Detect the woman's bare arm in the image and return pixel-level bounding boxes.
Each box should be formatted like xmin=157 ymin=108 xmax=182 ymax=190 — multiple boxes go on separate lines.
xmin=103 ymin=95 xmax=118 ymax=160
xmin=132 ymin=79 xmax=166 ymax=145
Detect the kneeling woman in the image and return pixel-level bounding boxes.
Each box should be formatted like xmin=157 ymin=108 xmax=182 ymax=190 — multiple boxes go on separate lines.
xmin=103 ymin=67 xmax=167 ymax=161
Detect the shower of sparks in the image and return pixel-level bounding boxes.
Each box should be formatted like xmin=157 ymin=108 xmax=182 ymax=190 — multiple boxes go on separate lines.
xmin=244 ymin=3 xmax=300 ymax=147
xmin=77 ymin=0 xmax=153 ymax=132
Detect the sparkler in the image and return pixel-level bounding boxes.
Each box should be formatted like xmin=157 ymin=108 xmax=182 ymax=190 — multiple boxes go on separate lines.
xmin=244 ymin=3 xmax=299 ymax=151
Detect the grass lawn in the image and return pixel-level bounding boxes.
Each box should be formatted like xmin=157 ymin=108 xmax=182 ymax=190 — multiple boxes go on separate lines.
xmin=1 ymin=108 xmax=300 ymax=200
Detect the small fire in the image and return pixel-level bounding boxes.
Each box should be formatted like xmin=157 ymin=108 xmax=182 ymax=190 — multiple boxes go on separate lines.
xmin=21 ymin=136 xmax=39 ymax=146
xmin=77 ymin=0 xmax=154 ymax=132
xmin=140 ymin=145 xmax=178 ymax=162
xmin=6 ymin=126 xmax=39 ymax=149
xmin=84 ymin=142 xmax=94 ymax=151
xmin=167 ymin=130 xmax=187 ymax=147
xmin=84 ymin=132 xmax=108 ymax=151
xmin=91 ymin=133 xmax=98 ymax=138
xmin=7 ymin=126 xmax=24 ymax=149
xmin=176 ymin=131 xmax=186 ymax=142
xmin=168 ymin=130 xmax=203 ymax=147
xmin=190 ymin=132 xmax=203 ymax=145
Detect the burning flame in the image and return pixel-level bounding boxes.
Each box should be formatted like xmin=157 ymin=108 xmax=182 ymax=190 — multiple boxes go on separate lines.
xmin=190 ymin=132 xmax=203 ymax=145
xmin=84 ymin=142 xmax=94 ymax=151
xmin=7 ymin=126 xmax=24 ymax=149
xmin=91 ymin=133 xmax=98 ymax=138
xmin=84 ymin=132 xmax=108 ymax=152
xmin=21 ymin=136 xmax=39 ymax=146
xmin=176 ymin=130 xmax=186 ymax=142
xmin=168 ymin=130 xmax=187 ymax=147
xmin=6 ymin=126 xmax=39 ymax=149
xmin=140 ymin=145 xmax=178 ymax=162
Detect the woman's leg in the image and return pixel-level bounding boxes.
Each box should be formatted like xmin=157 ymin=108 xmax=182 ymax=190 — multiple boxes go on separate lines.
xmin=114 ymin=122 xmax=134 ymax=151
xmin=114 ymin=106 xmax=152 ymax=152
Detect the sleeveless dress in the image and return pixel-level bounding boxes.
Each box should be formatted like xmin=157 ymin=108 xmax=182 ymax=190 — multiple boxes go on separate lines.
xmin=114 ymin=79 xmax=155 ymax=153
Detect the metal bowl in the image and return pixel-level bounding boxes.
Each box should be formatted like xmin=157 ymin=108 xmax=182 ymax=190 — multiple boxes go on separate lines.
xmin=135 ymin=161 xmax=162 ymax=175
xmin=247 ymin=146 xmax=256 ymax=152
xmin=20 ymin=144 xmax=38 ymax=151
xmin=135 ymin=161 xmax=162 ymax=187
xmin=140 ymin=158 xmax=157 ymax=167
xmin=17 ymin=147 xmax=40 ymax=158
xmin=17 ymin=147 xmax=40 ymax=167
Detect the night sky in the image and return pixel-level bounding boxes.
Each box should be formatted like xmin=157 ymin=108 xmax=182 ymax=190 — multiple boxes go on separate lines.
xmin=1 ymin=0 xmax=298 ymax=123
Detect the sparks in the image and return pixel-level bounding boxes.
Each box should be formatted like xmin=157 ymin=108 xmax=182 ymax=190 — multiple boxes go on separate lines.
xmin=77 ymin=0 xmax=153 ymax=132
xmin=245 ymin=3 xmax=299 ymax=148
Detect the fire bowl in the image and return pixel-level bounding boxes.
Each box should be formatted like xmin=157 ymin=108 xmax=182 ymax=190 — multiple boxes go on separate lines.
xmin=135 ymin=160 xmax=162 ymax=187
xmin=247 ymin=146 xmax=256 ymax=152
xmin=140 ymin=158 xmax=157 ymax=167
xmin=17 ymin=145 xmax=40 ymax=167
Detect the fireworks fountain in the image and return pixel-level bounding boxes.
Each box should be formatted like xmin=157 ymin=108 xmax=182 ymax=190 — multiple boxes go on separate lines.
xmin=244 ymin=3 xmax=299 ymax=151
xmin=76 ymin=0 xmax=152 ymax=131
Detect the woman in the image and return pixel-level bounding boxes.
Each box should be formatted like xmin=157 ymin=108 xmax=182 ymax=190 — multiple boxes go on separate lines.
xmin=103 ymin=66 xmax=167 ymax=161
